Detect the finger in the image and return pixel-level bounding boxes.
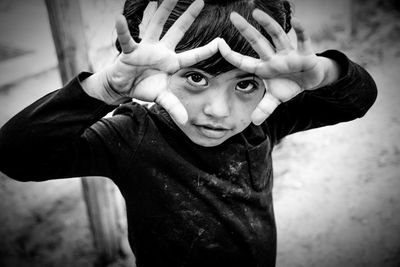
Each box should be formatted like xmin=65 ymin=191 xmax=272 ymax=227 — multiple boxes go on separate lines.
xmin=292 ymin=18 xmax=313 ymax=54
xmin=162 ymin=0 xmax=204 ymax=49
xmin=230 ymin=12 xmax=274 ymax=60
xmin=143 ymin=0 xmax=179 ymax=42
xmin=218 ymin=39 xmax=260 ymax=74
xmin=252 ymin=9 xmax=292 ymax=52
xmin=139 ymin=1 xmax=158 ymax=38
xmin=115 ymin=14 xmax=137 ymax=54
xmin=251 ymin=90 xmax=281 ymax=125
xmin=155 ymin=90 xmax=188 ymax=125
xmin=177 ymin=38 xmax=219 ymax=67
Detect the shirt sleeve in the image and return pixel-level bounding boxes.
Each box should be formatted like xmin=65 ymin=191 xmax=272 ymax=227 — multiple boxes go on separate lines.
xmin=0 ymin=72 xmax=146 ymax=182
xmin=264 ymin=50 xmax=378 ymax=144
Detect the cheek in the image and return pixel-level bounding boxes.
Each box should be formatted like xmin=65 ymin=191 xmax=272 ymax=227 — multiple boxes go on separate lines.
xmin=169 ymin=79 xmax=189 ymax=104
xmin=233 ymin=103 xmax=254 ymax=129
xmin=234 ymin=92 xmax=263 ymax=128
xmin=180 ymin=97 xmax=200 ymax=118
xmin=169 ymin=82 xmax=201 ymax=117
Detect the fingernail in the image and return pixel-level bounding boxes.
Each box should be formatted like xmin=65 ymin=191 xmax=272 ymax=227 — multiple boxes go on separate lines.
xmin=252 ymin=119 xmax=263 ymax=126
xmin=193 ymin=0 xmax=204 ymax=8
xmin=219 ymin=38 xmax=228 ymax=47
xmin=218 ymin=39 xmax=230 ymax=53
xmin=251 ymin=109 xmax=267 ymax=125
xmin=252 ymin=9 xmax=264 ymax=19
xmin=176 ymin=111 xmax=188 ymax=125
xmin=178 ymin=115 xmax=188 ymax=125
xmin=230 ymin=11 xmax=240 ymax=20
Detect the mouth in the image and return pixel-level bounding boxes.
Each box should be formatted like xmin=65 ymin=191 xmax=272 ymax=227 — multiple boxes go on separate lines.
xmin=194 ymin=123 xmax=231 ymax=139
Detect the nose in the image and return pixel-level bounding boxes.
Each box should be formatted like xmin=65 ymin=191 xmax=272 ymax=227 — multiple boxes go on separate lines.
xmin=203 ymin=89 xmax=231 ymax=118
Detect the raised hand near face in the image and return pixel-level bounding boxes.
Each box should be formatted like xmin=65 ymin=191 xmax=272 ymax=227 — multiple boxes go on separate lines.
xmin=106 ymin=0 xmax=219 ymax=124
xmin=218 ymin=9 xmax=340 ymax=125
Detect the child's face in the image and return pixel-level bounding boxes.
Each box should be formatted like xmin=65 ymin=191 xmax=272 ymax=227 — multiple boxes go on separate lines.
xmin=169 ymin=68 xmax=265 ymax=147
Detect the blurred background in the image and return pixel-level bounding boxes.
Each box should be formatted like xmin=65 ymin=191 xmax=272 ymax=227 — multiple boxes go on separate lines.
xmin=0 ymin=0 xmax=399 ymax=266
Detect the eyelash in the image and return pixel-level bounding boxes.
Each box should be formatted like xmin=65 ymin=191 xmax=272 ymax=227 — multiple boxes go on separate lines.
xmin=184 ymin=72 xmax=259 ymax=94
xmin=235 ymin=80 xmax=259 ymax=94
xmin=185 ymin=72 xmax=208 ymax=87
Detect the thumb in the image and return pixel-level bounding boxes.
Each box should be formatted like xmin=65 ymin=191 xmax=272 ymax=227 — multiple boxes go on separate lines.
xmin=251 ymin=78 xmax=302 ymax=125
xmin=251 ymin=92 xmax=281 ymax=125
xmin=155 ymin=90 xmax=188 ymax=125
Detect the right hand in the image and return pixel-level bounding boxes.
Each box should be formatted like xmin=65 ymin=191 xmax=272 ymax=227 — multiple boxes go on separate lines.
xmin=217 ymin=10 xmax=339 ymax=125
xmin=105 ymin=0 xmax=219 ymax=124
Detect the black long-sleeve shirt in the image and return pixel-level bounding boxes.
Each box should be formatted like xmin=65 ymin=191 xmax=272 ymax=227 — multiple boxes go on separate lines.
xmin=0 ymin=50 xmax=377 ymax=267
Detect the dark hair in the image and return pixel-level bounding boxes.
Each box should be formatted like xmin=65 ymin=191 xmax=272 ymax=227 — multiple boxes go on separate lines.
xmin=117 ymin=0 xmax=293 ymax=74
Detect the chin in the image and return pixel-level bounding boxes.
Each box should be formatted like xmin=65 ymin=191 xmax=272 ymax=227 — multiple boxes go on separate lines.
xmin=191 ymin=137 xmax=227 ymax=147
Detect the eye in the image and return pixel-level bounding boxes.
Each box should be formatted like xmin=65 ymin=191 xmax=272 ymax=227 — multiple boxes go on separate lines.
xmin=236 ymin=80 xmax=258 ymax=93
xmin=186 ymin=72 xmax=208 ymax=86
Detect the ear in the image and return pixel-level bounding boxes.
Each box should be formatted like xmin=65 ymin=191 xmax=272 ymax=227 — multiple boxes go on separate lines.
xmin=139 ymin=1 xmax=158 ymax=39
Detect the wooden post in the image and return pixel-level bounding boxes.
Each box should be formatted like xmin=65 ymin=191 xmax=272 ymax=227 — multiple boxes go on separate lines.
xmin=44 ymin=0 xmax=123 ymax=265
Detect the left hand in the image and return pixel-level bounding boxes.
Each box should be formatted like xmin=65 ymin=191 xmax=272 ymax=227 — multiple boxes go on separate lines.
xmin=218 ymin=9 xmax=338 ymax=125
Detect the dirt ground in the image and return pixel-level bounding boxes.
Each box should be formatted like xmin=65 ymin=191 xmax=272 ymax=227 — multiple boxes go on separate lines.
xmin=0 ymin=0 xmax=399 ymax=267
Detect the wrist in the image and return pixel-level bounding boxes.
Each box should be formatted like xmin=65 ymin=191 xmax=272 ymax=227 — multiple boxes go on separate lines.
xmin=102 ymin=66 xmax=133 ymax=104
xmin=81 ymin=67 xmax=131 ymax=105
xmin=317 ymin=56 xmax=341 ymax=88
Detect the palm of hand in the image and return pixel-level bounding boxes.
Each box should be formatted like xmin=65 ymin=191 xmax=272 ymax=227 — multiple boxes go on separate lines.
xmin=109 ymin=0 xmax=218 ymax=124
xmin=258 ymin=51 xmax=324 ymax=92
xmin=219 ymin=10 xmax=328 ymax=124
xmin=111 ymin=43 xmax=179 ymax=100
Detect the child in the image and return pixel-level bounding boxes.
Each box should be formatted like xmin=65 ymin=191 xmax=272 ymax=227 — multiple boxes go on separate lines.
xmin=0 ymin=0 xmax=377 ymax=266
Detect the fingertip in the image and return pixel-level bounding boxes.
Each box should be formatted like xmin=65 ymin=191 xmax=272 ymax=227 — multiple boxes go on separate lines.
xmin=115 ymin=14 xmax=127 ymax=32
xmin=230 ymin=11 xmax=242 ymax=23
xmin=252 ymin=8 xmax=270 ymax=22
xmin=217 ymin=38 xmax=230 ymax=53
xmin=193 ymin=0 xmax=205 ymax=9
xmin=188 ymin=0 xmax=204 ymax=15
xmin=217 ymin=37 xmax=226 ymax=46
xmin=251 ymin=110 xmax=266 ymax=126
xmin=172 ymin=107 xmax=188 ymax=125
xmin=179 ymin=113 xmax=189 ymax=125
xmin=115 ymin=14 xmax=126 ymax=24
xmin=251 ymin=107 xmax=270 ymax=125
xmin=291 ymin=17 xmax=301 ymax=25
xmin=292 ymin=18 xmax=310 ymax=45
xmin=291 ymin=18 xmax=305 ymax=32
xmin=218 ymin=43 xmax=230 ymax=58
xmin=230 ymin=11 xmax=238 ymax=18
xmin=210 ymin=38 xmax=220 ymax=52
xmin=214 ymin=37 xmax=222 ymax=43
xmin=207 ymin=37 xmax=219 ymax=48
xmin=157 ymin=93 xmax=189 ymax=125
xmin=115 ymin=13 xmax=124 ymax=20
xmin=252 ymin=8 xmax=262 ymax=18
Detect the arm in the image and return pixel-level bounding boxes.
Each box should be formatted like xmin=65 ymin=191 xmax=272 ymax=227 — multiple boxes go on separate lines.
xmin=82 ymin=0 xmax=219 ymax=124
xmin=0 ymin=0 xmax=219 ymax=181
xmin=0 ymin=73 xmax=120 ymax=181
xmin=218 ymin=9 xmax=377 ymax=142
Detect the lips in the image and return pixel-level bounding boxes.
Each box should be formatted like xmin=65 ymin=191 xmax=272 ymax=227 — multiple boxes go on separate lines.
xmin=194 ymin=123 xmax=231 ymax=139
